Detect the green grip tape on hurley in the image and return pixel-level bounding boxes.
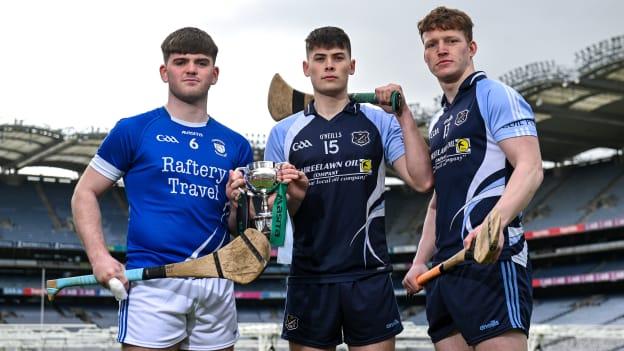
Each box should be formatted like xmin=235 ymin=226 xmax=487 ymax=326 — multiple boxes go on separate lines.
xmin=270 ymin=183 xmax=288 ymax=246
xmin=350 ymin=91 xmax=402 ymax=113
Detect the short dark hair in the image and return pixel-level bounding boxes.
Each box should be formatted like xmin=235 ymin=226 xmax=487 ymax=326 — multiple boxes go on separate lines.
xmin=418 ymin=6 xmax=474 ymax=42
xmin=161 ymin=27 xmax=218 ymax=63
xmin=305 ymin=26 xmax=351 ymax=57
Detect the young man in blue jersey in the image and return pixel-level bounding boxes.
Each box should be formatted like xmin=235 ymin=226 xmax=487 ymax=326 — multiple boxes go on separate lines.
xmin=402 ymin=7 xmax=544 ymax=351
xmin=263 ymin=26 xmax=433 ymax=351
xmin=71 ymin=27 xmax=252 ymax=351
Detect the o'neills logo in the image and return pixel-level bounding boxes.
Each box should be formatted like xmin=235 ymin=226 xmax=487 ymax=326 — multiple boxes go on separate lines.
xmin=479 ymin=320 xmax=499 ymax=331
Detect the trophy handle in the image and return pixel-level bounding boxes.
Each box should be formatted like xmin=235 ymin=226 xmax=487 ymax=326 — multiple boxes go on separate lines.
xmin=234 ymin=166 xmax=248 ymax=174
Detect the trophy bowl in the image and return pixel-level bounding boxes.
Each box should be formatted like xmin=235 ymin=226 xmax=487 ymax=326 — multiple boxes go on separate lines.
xmin=247 ymin=161 xmax=280 ymax=193
xmin=236 ymin=161 xmax=281 ymax=235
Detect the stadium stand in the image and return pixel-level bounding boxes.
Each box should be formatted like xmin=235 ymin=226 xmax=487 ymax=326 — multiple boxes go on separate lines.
xmin=0 ymin=34 xmax=623 ymax=350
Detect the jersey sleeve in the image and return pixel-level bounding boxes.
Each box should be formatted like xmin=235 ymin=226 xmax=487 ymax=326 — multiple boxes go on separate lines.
xmin=384 ymin=113 xmax=405 ymax=164
xmin=236 ymin=138 xmax=254 ymax=168
xmin=264 ymin=123 xmax=287 ymax=163
xmin=476 ymin=80 xmax=537 ymax=142
xmin=89 ymin=118 xmax=137 ymax=181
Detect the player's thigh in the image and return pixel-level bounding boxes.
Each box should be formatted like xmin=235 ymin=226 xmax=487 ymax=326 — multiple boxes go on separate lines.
xmin=282 ymin=282 xmax=342 ymax=348
xmin=348 ymin=336 xmax=395 ymax=351
xmin=183 ymin=278 xmax=238 ymax=350
xmin=341 ymin=274 xmax=403 ymax=347
xmin=118 ymin=279 xmax=191 ymax=349
xmin=122 ymin=342 xmax=182 ymax=351
xmin=289 ymin=341 xmax=336 ymax=351
xmin=425 ymin=276 xmax=456 ymax=344
xmin=442 ymin=261 xmax=531 ymax=346
xmin=433 ymin=331 xmax=473 ymax=351
xmin=475 ymin=330 xmax=526 ymax=351
xmin=122 ymin=344 xmax=233 ymax=351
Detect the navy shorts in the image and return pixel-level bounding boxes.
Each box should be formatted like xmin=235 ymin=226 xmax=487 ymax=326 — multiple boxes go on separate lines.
xmin=426 ymin=259 xmax=532 ymax=346
xmin=281 ymin=273 xmax=403 ymax=348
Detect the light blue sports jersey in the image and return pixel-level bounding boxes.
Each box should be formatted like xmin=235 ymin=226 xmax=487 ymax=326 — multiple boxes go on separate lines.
xmin=428 ymin=71 xmax=537 ymax=266
xmin=265 ymin=101 xmax=405 ymax=282
xmin=91 ymin=107 xmax=253 ymax=269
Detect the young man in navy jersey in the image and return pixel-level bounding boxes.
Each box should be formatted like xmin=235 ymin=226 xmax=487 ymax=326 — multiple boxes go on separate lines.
xmin=71 ymin=27 xmax=252 ymax=350
xmin=263 ymin=26 xmax=433 ymax=351
xmin=402 ymin=7 xmax=544 ymax=351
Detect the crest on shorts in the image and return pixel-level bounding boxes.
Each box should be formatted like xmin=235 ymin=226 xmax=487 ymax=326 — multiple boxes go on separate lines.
xmin=455 ymin=109 xmax=469 ymax=126
xmin=285 ymin=314 xmax=299 ymax=330
xmin=351 ymin=131 xmax=370 ymax=146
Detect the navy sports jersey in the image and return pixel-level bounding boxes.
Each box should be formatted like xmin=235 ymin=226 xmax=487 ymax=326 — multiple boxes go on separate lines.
xmin=264 ymin=101 xmax=405 ymax=282
xmin=428 ymin=71 xmax=537 ymax=266
xmin=91 ymin=107 xmax=252 ymax=269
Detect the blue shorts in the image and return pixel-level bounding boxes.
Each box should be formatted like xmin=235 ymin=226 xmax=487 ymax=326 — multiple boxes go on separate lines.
xmin=282 ymin=272 xmax=403 ymax=348
xmin=426 ymin=260 xmax=532 ymax=346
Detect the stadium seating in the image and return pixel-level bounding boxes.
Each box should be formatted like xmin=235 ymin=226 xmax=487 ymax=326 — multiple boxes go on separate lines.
xmin=525 ymin=159 xmax=623 ymax=230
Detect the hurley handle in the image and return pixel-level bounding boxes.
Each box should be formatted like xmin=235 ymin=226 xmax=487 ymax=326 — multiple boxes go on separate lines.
xmin=416 ymin=263 xmax=443 ymax=286
xmin=350 ymin=91 xmax=403 ymax=113
xmin=415 ymin=248 xmax=469 ymax=286
xmin=46 ymin=268 xmax=144 ymax=300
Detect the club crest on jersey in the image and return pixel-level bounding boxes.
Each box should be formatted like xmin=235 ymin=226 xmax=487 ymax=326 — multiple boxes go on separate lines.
xmin=351 ymin=131 xmax=370 ymax=146
xmin=212 ymin=139 xmax=227 ymax=157
xmin=455 ymin=109 xmax=469 ymax=126
xmin=285 ymin=314 xmax=299 ymax=330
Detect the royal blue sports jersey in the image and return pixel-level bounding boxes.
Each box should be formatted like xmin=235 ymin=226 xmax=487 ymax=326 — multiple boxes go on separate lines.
xmin=264 ymin=101 xmax=405 ymax=282
xmin=90 ymin=107 xmax=252 ymax=269
xmin=428 ymin=71 xmax=537 ymax=266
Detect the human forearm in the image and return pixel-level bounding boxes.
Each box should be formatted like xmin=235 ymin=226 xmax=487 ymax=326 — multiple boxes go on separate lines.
xmin=397 ymin=109 xmax=433 ymax=193
xmin=71 ymin=188 xmax=109 ymax=264
xmin=495 ymin=137 xmax=544 ymax=227
xmin=413 ymin=194 xmax=437 ymax=265
xmin=494 ymin=161 xmax=543 ymax=227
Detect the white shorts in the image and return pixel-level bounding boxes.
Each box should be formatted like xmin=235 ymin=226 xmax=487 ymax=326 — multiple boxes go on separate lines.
xmin=117 ymin=278 xmax=238 ymax=350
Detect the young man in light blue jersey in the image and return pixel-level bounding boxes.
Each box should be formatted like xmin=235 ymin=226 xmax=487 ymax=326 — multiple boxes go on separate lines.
xmin=72 ymin=27 xmax=252 ymax=351
xmin=402 ymin=7 xmax=544 ymax=351
xmin=262 ymin=26 xmax=433 ymax=351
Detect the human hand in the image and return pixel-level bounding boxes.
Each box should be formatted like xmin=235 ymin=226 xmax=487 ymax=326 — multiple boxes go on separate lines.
xmin=463 ymin=221 xmax=504 ymax=262
xmin=226 ymin=169 xmax=246 ymax=208
xmin=375 ymin=83 xmax=408 ymax=116
xmin=278 ymin=163 xmax=308 ymax=200
xmin=402 ymin=262 xmax=429 ymax=294
xmin=90 ymin=251 xmax=128 ymax=292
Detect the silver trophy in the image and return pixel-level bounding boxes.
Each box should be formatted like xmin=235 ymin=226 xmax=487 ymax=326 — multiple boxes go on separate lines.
xmin=236 ymin=161 xmax=281 ymax=234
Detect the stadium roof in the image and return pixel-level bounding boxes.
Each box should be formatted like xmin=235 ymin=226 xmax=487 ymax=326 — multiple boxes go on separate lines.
xmin=0 ymin=36 xmax=622 ymax=173
xmin=0 ymin=125 xmax=107 ymax=173
xmin=498 ymin=35 xmax=624 ymax=162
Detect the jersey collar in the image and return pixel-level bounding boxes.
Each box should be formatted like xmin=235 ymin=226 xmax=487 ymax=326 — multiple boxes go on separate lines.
xmin=304 ymin=98 xmax=359 ymax=117
xmin=440 ymin=71 xmax=487 ymax=109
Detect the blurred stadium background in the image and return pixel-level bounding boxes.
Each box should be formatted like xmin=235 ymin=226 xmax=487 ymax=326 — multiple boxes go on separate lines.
xmin=0 ymin=35 xmax=623 ymax=350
